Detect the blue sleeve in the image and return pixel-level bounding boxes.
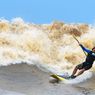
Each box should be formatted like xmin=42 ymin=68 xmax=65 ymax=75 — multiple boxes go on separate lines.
xmin=80 ymin=44 xmax=91 ymax=53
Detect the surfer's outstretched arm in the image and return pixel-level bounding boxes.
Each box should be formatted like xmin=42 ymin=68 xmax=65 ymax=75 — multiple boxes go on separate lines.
xmin=79 ymin=44 xmax=91 ymax=53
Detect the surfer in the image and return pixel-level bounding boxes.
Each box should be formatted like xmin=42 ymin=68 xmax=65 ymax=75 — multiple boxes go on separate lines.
xmin=70 ymin=44 xmax=95 ymax=79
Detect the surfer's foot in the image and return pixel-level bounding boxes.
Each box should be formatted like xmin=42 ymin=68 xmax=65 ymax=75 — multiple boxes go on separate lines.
xmin=70 ymin=75 xmax=76 ymax=79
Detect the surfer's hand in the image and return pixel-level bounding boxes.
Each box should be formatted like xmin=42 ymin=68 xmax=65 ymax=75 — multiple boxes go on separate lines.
xmin=79 ymin=44 xmax=82 ymax=46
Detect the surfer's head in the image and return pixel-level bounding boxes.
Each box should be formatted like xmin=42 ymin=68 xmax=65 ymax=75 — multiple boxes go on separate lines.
xmin=92 ymin=47 xmax=95 ymax=52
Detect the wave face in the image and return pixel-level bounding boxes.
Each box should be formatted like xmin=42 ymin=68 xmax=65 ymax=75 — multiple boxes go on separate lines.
xmin=0 ymin=18 xmax=95 ymax=77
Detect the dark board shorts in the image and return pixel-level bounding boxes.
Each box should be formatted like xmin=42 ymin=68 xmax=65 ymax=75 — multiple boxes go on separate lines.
xmin=76 ymin=62 xmax=92 ymax=70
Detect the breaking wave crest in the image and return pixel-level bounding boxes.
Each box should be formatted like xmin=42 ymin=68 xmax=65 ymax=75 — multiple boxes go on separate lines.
xmin=0 ymin=18 xmax=95 ymax=83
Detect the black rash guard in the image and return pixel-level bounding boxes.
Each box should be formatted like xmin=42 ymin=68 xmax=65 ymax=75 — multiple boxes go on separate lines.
xmin=80 ymin=44 xmax=95 ymax=65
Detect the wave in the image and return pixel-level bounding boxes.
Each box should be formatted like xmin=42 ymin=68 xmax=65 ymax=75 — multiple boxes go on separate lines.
xmin=0 ymin=18 xmax=95 ymax=83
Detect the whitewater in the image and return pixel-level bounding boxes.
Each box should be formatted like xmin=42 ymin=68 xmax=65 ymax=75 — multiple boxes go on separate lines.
xmin=0 ymin=18 xmax=95 ymax=95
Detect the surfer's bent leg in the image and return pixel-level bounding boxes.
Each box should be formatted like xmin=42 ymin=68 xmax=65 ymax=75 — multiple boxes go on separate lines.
xmin=76 ymin=63 xmax=92 ymax=77
xmin=75 ymin=68 xmax=85 ymax=77
xmin=70 ymin=64 xmax=83 ymax=78
xmin=71 ymin=62 xmax=92 ymax=78
xmin=71 ymin=64 xmax=83 ymax=75
xmin=75 ymin=63 xmax=92 ymax=76
xmin=72 ymin=65 xmax=79 ymax=76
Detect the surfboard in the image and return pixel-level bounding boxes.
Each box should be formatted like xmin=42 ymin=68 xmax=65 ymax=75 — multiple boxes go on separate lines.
xmin=50 ymin=74 xmax=70 ymax=81
xmin=49 ymin=74 xmax=70 ymax=83
xmin=51 ymin=74 xmax=66 ymax=81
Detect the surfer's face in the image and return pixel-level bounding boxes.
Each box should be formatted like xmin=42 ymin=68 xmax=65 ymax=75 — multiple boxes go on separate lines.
xmin=92 ymin=48 xmax=95 ymax=52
